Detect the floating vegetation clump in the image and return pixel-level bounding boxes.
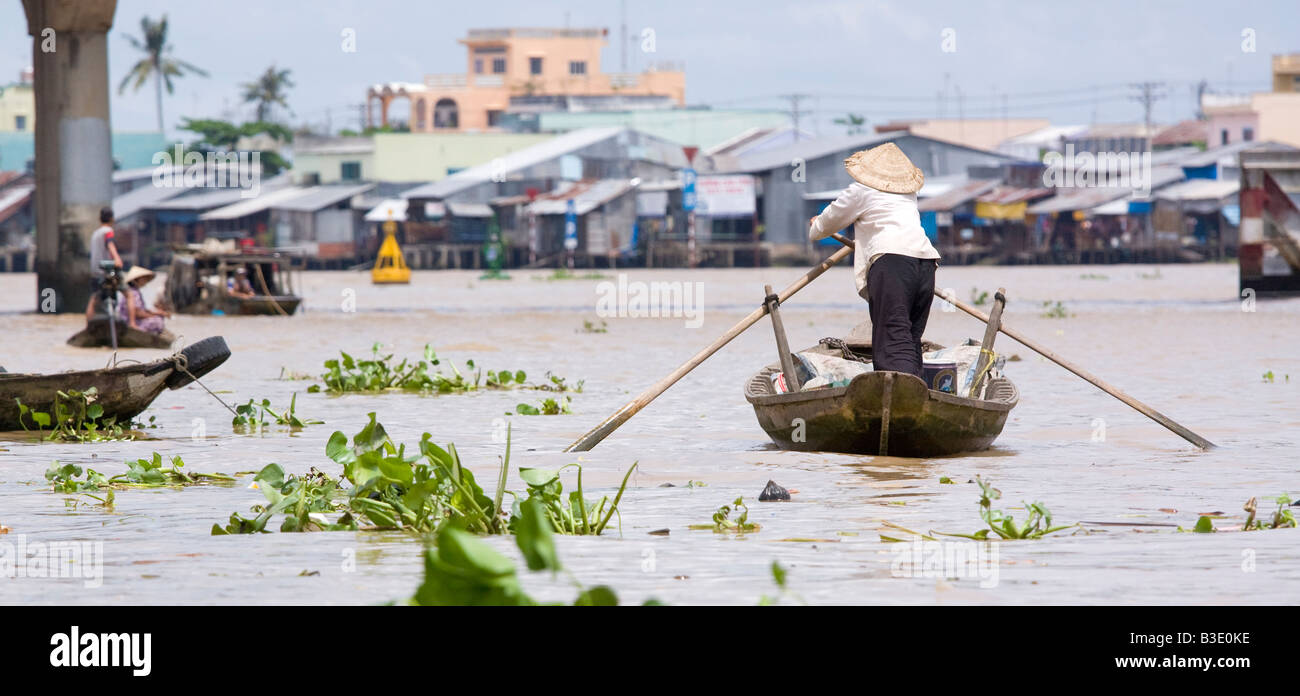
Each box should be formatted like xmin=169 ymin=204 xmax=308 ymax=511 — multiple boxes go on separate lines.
xmin=1183 ymin=494 xmax=1297 ymax=533
xmin=1039 ymin=301 xmax=1071 ymax=319
xmin=411 ymin=499 xmax=642 ymax=606
xmin=47 ymin=454 xmax=234 ymax=495
xmin=513 ymin=396 xmax=572 ymax=416
xmin=970 ymin=288 xmax=990 ymax=306
xmin=516 ymin=463 xmax=637 ymax=535
xmin=1245 ymin=494 xmax=1298 ymax=530
xmin=1262 ymin=371 xmax=1289 ymax=384
xmin=232 ymin=393 xmax=322 ymax=430
xmin=537 ymin=269 xmax=610 ymax=282
xmin=15 ymin=387 xmax=138 ymax=442
xmin=579 ymin=318 xmax=608 ymax=333
xmin=308 ymin=344 xmax=581 ymax=395
xmin=690 ymin=496 xmax=760 ymax=533
xmin=214 ymin=414 xmax=634 ymax=537
xmin=882 ymin=476 xmax=1077 ymax=542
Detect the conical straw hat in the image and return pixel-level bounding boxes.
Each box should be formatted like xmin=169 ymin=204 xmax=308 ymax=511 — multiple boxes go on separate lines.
xmin=122 ymin=266 xmax=156 ymax=285
xmin=844 ymin=142 xmax=924 ymax=194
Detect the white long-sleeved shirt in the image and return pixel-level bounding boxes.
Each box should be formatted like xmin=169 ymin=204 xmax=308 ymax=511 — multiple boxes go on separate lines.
xmin=808 ymin=182 xmax=940 ymax=294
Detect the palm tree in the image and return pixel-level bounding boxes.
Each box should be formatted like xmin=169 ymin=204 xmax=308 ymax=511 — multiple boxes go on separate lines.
xmin=117 ymin=15 xmax=209 ymax=134
xmin=834 ymin=113 xmax=867 ymax=136
xmin=241 ymin=66 xmax=295 ymax=123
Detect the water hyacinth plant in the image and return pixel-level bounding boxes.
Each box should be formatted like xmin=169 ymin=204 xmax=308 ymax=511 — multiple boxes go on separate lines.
xmin=939 ymin=476 xmax=1077 ymax=540
xmin=15 ymin=387 xmax=136 ymax=442
xmin=513 ymin=396 xmax=572 ymax=415
xmin=47 ymin=454 xmax=234 ymax=492
xmin=411 ymin=499 xmax=636 ymax=606
xmin=213 ymin=413 xmax=635 ymax=537
xmin=308 ymin=344 xmax=580 ymax=395
xmin=231 ymin=393 xmax=323 ymax=430
xmin=690 ymin=497 xmax=760 ymax=533
xmin=514 ymin=463 xmax=637 ymax=536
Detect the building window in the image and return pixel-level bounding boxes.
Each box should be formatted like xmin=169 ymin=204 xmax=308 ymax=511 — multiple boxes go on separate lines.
xmin=341 ymin=161 xmax=361 ymax=181
xmin=474 ymin=59 xmax=483 ymax=74
xmin=487 ymin=110 xmax=503 ymax=127
xmin=1243 ymin=127 xmax=1255 ymax=142
xmin=14 ymin=115 xmax=25 ymax=131
xmin=529 ymin=57 xmax=543 ymax=75
xmin=569 ymin=60 xmax=587 ymax=76
xmin=492 ymin=58 xmax=506 ymax=74
xmin=1221 ymin=129 xmax=1229 ymax=145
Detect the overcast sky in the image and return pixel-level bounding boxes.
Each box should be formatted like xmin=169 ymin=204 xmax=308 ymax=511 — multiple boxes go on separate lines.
xmin=2 ymin=0 xmax=1296 ymax=137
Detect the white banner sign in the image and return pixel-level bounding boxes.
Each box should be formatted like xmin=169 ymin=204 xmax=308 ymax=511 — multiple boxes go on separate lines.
xmin=695 ymin=175 xmax=756 ymax=217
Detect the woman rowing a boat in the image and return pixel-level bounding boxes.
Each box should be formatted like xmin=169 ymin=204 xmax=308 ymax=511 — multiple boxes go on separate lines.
xmin=807 ymin=142 xmax=940 ymax=378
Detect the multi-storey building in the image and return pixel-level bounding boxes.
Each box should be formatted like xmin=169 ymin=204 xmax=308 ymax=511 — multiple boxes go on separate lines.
xmin=366 ymin=28 xmax=685 ymax=133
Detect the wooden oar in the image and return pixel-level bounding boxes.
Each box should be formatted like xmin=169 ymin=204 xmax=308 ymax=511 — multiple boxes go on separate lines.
xmin=825 ymin=233 xmax=1216 ymax=451
xmin=565 ymin=243 xmax=854 ymax=452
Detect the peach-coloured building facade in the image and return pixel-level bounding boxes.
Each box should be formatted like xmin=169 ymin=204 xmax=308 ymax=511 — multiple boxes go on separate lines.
xmin=367 ymin=28 xmax=685 ymax=133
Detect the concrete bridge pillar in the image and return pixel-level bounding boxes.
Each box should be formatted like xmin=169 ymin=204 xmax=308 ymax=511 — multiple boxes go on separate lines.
xmin=22 ymin=0 xmax=118 ymax=313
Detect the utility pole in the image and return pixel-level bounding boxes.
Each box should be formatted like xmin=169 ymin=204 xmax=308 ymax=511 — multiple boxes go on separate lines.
xmin=620 ymin=0 xmax=627 ymax=73
xmin=1194 ymin=79 xmax=1208 ymax=120
xmin=1130 ymin=81 xmax=1166 ymax=143
xmin=782 ymin=93 xmax=813 ymax=141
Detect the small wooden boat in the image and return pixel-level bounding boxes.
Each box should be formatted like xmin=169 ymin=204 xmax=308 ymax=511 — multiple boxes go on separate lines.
xmin=0 ymin=336 xmax=231 ymax=432
xmin=66 ymin=318 xmax=177 ymax=350
xmin=164 ymin=245 xmax=305 ymax=316
xmin=744 ymin=331 xmax=1018 ymax=457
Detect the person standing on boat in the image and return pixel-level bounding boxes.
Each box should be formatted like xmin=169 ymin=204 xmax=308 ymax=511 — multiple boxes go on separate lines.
xmin=807 ymin=142 xmax=939 ymax=378
xmin=85 ymin=207 xmax=124 ymax=321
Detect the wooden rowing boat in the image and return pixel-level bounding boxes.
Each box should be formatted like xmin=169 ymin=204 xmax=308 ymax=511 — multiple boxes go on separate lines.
xmin=66 ymin=318 xmax=177 ymax=349
xmin=0 ymin=336 xmax=231 ymax=432
xmin=744 ymin=329 xmax=1018 ymax=457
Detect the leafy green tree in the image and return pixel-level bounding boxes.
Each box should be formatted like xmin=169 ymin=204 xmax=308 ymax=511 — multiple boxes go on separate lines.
xmin=117 ymin=15 xmax=209 ymax=134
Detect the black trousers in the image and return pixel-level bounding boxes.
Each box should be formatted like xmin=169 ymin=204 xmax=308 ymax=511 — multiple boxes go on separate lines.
xmin=862 ymin=254 xmax=937 ymax=377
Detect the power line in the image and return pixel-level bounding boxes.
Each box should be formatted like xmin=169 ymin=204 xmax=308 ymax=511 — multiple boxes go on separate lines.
xmin=781 ymin=93 xmax=813 ymax=141
xmin=1129 ymin=81 xmax=1167 ymax=137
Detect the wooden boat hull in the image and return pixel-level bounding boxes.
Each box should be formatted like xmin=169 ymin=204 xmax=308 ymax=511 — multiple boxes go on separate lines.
xmin=745 ymin=366 xmax=1018 ymax=457
xmin=0 ymin=337 xmax=232 ymax=432
xmin=66 ymin=319 xmax=176 ymax=350
xmin=233 ymin=295 xmax=301 ymax=315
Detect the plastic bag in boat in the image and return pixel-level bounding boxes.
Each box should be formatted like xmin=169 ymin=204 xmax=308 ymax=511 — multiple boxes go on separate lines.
xmin=778 ymin=352 xmax=873 ymax=391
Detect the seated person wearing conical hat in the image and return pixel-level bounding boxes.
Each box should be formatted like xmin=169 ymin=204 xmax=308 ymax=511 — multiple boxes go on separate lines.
xmin=808 ymin=142 xmax=940 ymax=378
xmin=119 ymin=266 xmax=170 ymax=335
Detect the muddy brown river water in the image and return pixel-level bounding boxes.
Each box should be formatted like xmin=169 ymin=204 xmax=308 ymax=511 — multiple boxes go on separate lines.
xmin=1 ymin=263 xmax=1297 ymax=605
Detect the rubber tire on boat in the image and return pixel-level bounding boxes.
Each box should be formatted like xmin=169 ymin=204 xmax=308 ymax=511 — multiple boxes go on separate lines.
xmin=166 ymin=336 xmax=232 ymax=389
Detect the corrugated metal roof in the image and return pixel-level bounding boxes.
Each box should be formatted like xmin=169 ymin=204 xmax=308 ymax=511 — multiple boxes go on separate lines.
xmin=976 ymin=185 xmax=1053 ymax=205
xmin=401 ymin=127 xmax=624 ymax=200
xmin=918 ymin=179 xmax=999 ymax=212
xmin=527 ymin=179 xmax=637 ymax=215
xmin=113 ymin=180 xmax=190 ymax=219
xmin=364 ymin=198 xmax=408 ymax=222
xmin=200 ymin=186 xmax=314 ymax=221
xmin=720 ymin=132 xmax=898 ymax=174
xmin=447 ymin=201 xmax=494 ymax=217
xmin=147 ymin=174 xmax=292 ymax=211
xmin=1176 ymin=141 xmax=1298 ymax=168
xmin=274 ymin=183 xmax=375 ymax=212
xmin=1087 ymin=195 xmax=1133 ymax=216
xmin=1026 ymin=187 xmax=1131 ymax=214
xmin=1154 ymin=179 xmax=1240 ymax=202
xmin=0 ymin=184 xmax=32 ymax=224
